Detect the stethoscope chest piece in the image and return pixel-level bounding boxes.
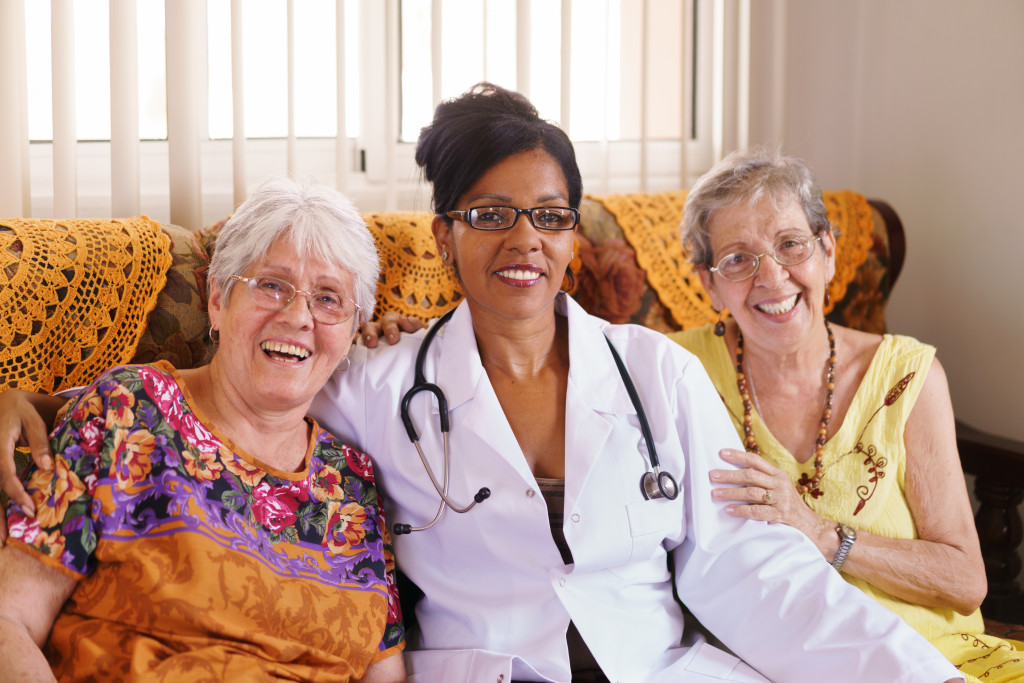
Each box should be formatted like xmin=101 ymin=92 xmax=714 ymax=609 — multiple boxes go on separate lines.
xmin=604 ymin=336 xmax=680 ymax=502
xmin=641 ymin=469 xmax=679 ymax=500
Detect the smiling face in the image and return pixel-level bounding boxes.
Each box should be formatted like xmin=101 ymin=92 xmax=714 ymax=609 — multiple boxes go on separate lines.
xmin=207 ymin=239 xmax=358 ymax=412
xmin=698 ymin=195 xmax=836 ymax=353
xmin=432 ymin=148 xmax=576 ymax=326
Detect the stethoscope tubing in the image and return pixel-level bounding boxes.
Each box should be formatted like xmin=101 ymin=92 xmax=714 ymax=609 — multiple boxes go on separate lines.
xmin=396 ymin=308 xmax=490 ymax=534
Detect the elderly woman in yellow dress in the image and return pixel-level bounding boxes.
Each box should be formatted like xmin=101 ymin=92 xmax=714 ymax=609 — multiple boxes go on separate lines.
xmin=669 ymin=146 xmax=1024 ymax=682
xmin=0 ymin=177 xmax=405 ymax=681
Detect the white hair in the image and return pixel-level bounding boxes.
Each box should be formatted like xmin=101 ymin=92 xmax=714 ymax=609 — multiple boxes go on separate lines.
xmin=207 ymin=176 xmax=379 ymax=324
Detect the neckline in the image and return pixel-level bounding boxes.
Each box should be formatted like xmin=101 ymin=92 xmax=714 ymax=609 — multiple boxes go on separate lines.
xmin=717 ymin=330 xmax=893 ymax=466
xmin=159 ymin=360 xmax=318 ymax=480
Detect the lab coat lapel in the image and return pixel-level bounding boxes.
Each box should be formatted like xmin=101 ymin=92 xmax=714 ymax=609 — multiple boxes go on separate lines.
xmin=560 ymin=295 xmax=636 ymax=511
xmin=434 ymin=302 xmax=539 ymax=485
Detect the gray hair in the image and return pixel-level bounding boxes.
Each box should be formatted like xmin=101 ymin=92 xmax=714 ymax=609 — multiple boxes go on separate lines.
xmin=682 ymin=147 xmax=832 ymax=268
xmin=207 ymin=176 xmax=379 ymax=324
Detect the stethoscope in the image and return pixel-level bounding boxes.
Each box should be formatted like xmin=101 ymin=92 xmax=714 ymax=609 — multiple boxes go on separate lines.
xmin=392 ymin=307 xmax=679 ymax=536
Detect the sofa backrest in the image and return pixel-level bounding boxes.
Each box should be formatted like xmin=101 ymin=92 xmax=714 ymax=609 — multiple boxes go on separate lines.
xmin=0 ymin=191 xmax=904 ymax=385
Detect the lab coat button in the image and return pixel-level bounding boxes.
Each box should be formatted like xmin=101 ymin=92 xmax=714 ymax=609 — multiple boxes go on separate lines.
xmin=559 ymin=578 xmax=567 ymax=587
xmin=571 ymin=513 xmax=580 ymax=523
xmin=525 ymin=488 xmax=536 ymax=498
xmin=496 ymin=676 xmax=504 ymax=682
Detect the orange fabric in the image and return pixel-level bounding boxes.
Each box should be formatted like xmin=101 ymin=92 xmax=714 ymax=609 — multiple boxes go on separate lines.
xmin=33 ymin=532 xmax=391 ymax=682
xmin=588 ymin=190 xmax=875 ymax=329
xmin=363 ymin=211 xmax=462 ymax=321
xmin=0 ymin=217 xmax=172 ymax=393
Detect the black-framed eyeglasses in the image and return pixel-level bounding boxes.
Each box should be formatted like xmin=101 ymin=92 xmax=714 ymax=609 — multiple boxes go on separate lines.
xmin=709 ymin=234 xmax=823 ymax=282
xmin=446 ymin=205 xmax=580 ymax=231
xmin=230 ymin=275 xmax=360 ymax=325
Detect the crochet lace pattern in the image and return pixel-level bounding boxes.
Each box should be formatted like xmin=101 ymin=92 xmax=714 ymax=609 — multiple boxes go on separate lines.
xmin=589 ymin=190 xmax=874 ymax=328
xmin=0 ymin=217 xmax=172 ymax=393
xmin=363 ymin=211 xmax=463 ymax=321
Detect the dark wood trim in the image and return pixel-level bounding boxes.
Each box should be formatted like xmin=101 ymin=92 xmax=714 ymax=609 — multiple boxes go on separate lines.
xmin=867 ymin=198 xmax=906 ymax=291
xmin=958 ymin=420 xmax=1024 ymax=623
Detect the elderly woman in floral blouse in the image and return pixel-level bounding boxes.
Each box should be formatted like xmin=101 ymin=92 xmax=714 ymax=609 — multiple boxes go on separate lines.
xmin=0 ymin=177 xmax=405 ymax=682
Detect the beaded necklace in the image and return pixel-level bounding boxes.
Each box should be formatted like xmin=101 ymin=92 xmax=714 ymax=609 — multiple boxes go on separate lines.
xmin=735 ymin=321 xmax=836 ymax=498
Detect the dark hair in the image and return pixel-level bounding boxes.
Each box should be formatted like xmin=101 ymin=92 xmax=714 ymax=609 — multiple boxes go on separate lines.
xmin=414 ymin=82 xmax=583 ymax=216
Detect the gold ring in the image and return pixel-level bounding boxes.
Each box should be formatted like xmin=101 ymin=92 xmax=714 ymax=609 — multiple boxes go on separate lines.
xmin=762 ymin=490 xmax=772 ymax=505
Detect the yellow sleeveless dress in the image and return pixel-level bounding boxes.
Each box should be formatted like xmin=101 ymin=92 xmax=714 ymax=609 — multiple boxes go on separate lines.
xmin=670 ymin=325 xmax=1024 ymax=682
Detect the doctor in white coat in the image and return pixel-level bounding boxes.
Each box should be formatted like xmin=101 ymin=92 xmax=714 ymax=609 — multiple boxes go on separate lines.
xmin=310 ymin=83 xmax=962 ymax=683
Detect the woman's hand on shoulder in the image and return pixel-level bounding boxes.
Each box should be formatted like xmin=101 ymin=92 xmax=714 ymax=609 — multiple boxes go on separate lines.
xmin=358 ymin=312 xmax=426 ymax=348
xmin=710 ymin=448 xmax=836 ymax=554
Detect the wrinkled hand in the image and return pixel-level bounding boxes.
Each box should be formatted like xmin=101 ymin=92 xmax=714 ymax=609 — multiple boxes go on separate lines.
xmin=709 ymin=448 xmax=826 ymax=540
xmin=358 ymin=312 xmax=426 ymax=348
xmin=0 ymin=390 xmax=56 ymax=544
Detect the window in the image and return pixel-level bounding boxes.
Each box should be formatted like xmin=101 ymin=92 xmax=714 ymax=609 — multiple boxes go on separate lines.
xmin=11 ymin=0 xmax=725 ymax=225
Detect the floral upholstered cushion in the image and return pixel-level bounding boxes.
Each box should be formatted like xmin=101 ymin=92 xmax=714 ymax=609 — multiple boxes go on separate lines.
xmin=129 ymin=221 xmax=213 ymax=370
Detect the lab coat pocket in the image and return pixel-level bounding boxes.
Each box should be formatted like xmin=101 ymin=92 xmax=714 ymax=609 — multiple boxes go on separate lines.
xmin=608 ymin=498 xmax=676 ymax=579
xmin=680 ymin=642 xmax=770 ymax=682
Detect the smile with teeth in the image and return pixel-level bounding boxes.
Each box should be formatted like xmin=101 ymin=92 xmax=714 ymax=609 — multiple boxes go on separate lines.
xmin=260 ymin=340 xmax=311 ymax=362
xmin=496 ymin=267 xmax=542 ymax=282
xmin=755 ymin=293 xmax=798 ymax=315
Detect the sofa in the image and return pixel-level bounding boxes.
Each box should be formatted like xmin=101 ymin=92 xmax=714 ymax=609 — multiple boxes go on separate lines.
xmin=2 ymin=190 xmax=1023 ymax=634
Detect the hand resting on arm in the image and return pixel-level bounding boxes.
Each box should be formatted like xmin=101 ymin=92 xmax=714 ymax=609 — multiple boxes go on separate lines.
xmin=0 ymin=390 xmax=69 ymax=543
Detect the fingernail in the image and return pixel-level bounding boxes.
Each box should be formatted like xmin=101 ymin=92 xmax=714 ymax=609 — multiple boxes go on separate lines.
xmin=709 ymin=471 xmax=721 ymax=481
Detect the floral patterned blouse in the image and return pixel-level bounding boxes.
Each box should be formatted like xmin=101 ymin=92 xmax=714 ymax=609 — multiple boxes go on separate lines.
xmin=6 ymin=361 xmax=404 ymax=682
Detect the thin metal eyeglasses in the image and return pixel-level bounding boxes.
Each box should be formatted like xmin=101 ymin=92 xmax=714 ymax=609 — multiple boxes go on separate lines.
xmin=446 ymin=205 xmax=580 ymax=231
xmin=709 ymin=234 xmax=823 ymax=282
xmin=230 ymin=275 xmax=360 ymax=325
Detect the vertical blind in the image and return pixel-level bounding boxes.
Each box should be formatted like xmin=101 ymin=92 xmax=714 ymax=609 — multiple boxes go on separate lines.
xmin=0 ymin=0 xmax=751 ymax=229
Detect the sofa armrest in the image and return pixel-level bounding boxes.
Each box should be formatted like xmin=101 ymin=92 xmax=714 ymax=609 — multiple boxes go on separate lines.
xmin=957 ymin=419 xmax=1024 ymax=623
xmin=866 ymin=199 xmax=905 ymax=291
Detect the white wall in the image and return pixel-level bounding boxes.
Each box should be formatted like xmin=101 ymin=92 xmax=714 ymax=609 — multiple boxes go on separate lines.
xmin=747 ymin=0 xmax=1024 ymax=442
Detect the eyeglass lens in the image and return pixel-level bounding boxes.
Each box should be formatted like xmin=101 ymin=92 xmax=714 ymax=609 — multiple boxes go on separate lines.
xmin=245 ymin=276 xmax=355 ymax=324
xmin=714 ymin=236 xmax=818 ymax=281
xmin=467 ymin=206 xmax=578 ymax=231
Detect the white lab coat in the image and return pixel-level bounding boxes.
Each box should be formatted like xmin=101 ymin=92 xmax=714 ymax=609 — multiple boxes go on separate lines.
xmin=310 ymin=294 xmax=961 ymax=683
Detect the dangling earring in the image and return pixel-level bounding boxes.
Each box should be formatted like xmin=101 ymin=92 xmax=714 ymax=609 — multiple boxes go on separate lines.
xmin=337 ymin=356 xmax=350 ymax=373
xmin=441 ymin=251 xmax=449 ymax=263
xmin=209 ymin=327 xmax=220 ymax=344
xmin=713 ymin=310 xmax=726 ymax=337
xmin=824 ymin=289 xmax=831 ymax=307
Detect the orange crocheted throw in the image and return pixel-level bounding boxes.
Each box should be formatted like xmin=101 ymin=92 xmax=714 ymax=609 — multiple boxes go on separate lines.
xmin=589 ymin=190 xmax=874 ymax=329
xmin=0 ymin=217 xmax=172 ymax=393
xmin=363 ymin=211 xmax=463 ymax=321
